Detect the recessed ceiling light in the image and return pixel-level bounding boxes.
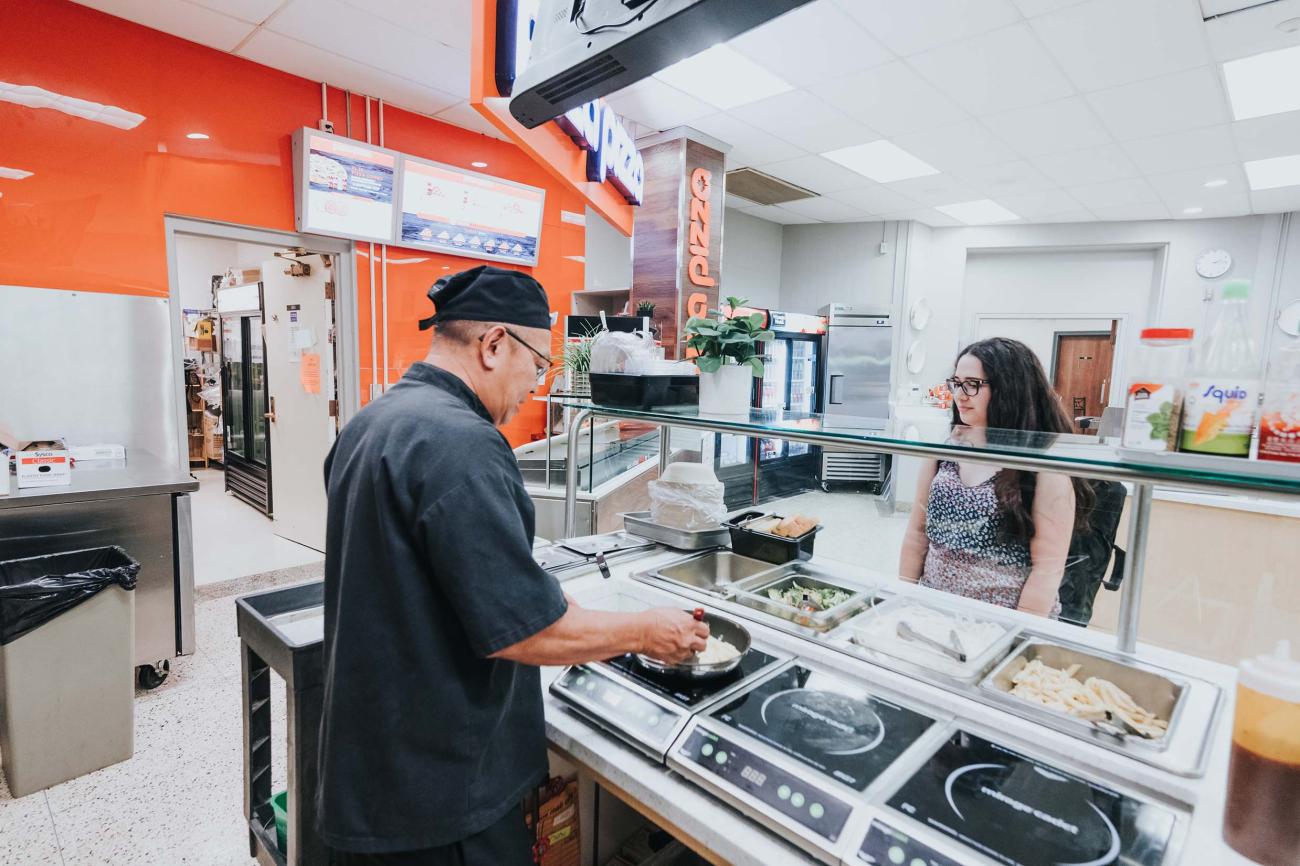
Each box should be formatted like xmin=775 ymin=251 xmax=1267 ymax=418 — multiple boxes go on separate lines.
xmin=471 ymin=161 xmax=488 ymax=168
xmin=822 ymin=140 xmax=939 ymax=183
xmin=935 ymin=199 xmax=1020 ymax=224
xmin=654 ymin=44 xmax=792 ymax=110
xmin=1182 ymin=206 xmax=1203 ymax=215
xmin=1245 ymin=152 xmax=1300 ymax=190
xmin=0 ymin=166 xmax=33 ymax=180
xmin=0 ymin=81 xmax=145 ymax=129
xmin=1203 ymin=178 xmax=1228 ymax=188
xmin=1223 ymin=44 xmax=1300 ymax=120
xmin=186 ymin=132 xmax=209 ymax=140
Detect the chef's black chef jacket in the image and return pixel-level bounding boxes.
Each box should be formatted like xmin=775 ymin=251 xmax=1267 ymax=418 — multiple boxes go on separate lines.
xmin=317 ymin=362 xmax=569 ymax=854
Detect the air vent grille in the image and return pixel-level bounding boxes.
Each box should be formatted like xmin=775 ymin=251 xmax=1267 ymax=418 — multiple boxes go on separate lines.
xmin=536 ymin=54 xmax=627 ymax=104
xmin=725 ymin=168 xmax=818 ymax=206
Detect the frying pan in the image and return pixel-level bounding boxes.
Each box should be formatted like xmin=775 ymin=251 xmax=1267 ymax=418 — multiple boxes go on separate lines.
xmin=636 ymin=608 xmax=751 ymax=679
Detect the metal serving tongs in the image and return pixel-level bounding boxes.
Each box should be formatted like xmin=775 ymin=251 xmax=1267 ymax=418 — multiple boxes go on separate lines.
xmin=896 ymin=621 xmax=967 ymax=663
xmin=1089 ymin=711 xmax=1155 ymax=741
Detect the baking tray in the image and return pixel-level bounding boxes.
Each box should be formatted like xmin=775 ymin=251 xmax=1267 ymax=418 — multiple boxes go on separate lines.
xmin=558 ymin=531 xmax=656 ymax=557
xmin=731 ymin=563 xmax=876 ymax=632
xmin=838 ymin=595 xmax=1021 ymax=683
xmin=978 ymin=638 xmax=1188 ymax=751
xmin=622 ymin=511 xmax=730 ymax=550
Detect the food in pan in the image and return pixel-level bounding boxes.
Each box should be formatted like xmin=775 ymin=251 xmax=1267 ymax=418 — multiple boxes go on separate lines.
xmin=773 ymin=514 xmax=818 ymax=538
xmin=767 ymin=582 xmax=851 ymax=610
xmin=1009 ymin=659 xmax=1170 ymax=738
xmin=695 ymin=635 xmax=741 ymax=665
xmin=852 ymin=603 xmax=1006 ymax=669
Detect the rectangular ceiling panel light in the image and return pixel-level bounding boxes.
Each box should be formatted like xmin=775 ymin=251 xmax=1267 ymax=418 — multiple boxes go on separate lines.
xmin=654 ymin=44 xmax=793 ymax=110
xmin=935 ymin=199 xmax=1020 ymax=224
xmin=1223 ymin=44 xmax=1300 ymax=120
xmin=1245 ymin=152 xmax=1300 ymax=190
xmin=822 ymin=140 xmax=939 ymax=183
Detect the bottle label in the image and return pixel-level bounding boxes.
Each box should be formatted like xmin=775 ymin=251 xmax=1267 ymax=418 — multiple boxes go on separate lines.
xmin=1180 ymin=380 xmax=1258 ymax=456
xmin=1258 ymin=389 xmax=1300 ymax=463
xmin=1122 ymin=382 xmax=1179 ymax=451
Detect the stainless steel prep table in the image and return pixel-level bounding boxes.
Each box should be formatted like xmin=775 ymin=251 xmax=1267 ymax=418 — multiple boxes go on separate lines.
xmin=0 ymin=451 xmax=199 ymax=672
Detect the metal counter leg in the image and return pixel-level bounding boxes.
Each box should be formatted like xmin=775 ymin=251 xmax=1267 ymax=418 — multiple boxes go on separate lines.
xmin=1116 ymin=482 xmax=1154 ymax=655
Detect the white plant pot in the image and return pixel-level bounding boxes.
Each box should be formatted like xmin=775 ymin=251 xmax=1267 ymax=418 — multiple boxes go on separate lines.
xmin=698 ymin=364 xmax=753 ymax=415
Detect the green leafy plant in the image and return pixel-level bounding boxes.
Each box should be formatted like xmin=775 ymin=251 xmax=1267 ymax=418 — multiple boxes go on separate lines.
xmin=683 ymin=295 xmax=773 ymax=377
xmin=635 ymin=300 xmax=656 ymax=317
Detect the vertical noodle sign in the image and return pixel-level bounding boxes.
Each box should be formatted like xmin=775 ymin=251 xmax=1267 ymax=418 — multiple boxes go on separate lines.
xmin=687 ymin=168 xmax=714 ymax=288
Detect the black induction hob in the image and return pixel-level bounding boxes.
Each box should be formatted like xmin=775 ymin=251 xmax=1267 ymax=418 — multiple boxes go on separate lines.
xmin=886 ymin=730 xmax=1177 ymax=866
xmin=709 ymin=664 xmax=937 ymax=792
xmin=603 ymin=647 xmax=782 ymax=708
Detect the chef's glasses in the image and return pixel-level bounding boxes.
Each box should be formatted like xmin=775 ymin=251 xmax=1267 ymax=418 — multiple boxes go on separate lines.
xmin=945 ymin=376 xmax=993 ymax=396
xmin=485 ymin=326 xmax=553 ymax=384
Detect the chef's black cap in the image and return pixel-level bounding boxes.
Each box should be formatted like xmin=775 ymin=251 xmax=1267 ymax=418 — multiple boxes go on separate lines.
xmin=418 ymin=265 xmax=551 ymax=331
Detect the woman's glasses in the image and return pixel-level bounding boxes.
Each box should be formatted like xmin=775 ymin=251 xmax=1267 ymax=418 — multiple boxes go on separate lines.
xmin=946 ymin=376 xmax=992 ymax=396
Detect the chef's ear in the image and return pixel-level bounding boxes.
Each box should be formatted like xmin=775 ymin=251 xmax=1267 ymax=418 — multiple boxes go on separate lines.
xmin=477 ymin=324 xmax=509 ymax=370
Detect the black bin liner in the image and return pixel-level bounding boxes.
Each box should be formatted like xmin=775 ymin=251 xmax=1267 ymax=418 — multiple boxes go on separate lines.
xmin=0 ymin=546 xmax=139 ymax=646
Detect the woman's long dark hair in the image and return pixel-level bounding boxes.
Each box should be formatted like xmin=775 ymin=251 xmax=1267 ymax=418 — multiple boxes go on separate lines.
xmin=949 ymin=337 xmax=1094 ymax=543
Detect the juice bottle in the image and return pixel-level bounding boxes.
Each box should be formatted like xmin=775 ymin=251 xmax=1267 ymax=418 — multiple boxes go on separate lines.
xmin=1258 ymin=338 xmax=1300 ymax=463
xmin=1223 ymin=640 xmax=1300 ymax=865
xmin=1180 ymin=280 xmax=1261 ymax=456
xmin=1121 ymin=328 xmax=1193 ymax=451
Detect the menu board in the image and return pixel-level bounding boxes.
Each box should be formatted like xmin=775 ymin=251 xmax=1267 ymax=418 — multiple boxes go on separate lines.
xmin=397 ymin=156 xmax=544 ymax=266
xmin=293 ymin=128 xmax=397 ymax=243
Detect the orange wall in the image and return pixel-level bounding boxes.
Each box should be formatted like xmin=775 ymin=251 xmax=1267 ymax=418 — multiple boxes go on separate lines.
xmin=1 ymin=1 xmax=585 ymax=445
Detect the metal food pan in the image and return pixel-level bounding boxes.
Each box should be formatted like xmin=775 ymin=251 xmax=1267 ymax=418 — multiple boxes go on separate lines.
xmin=978 ymin=639 xmax=1188 ymax=750
xmin=641 ymin=550 xmax=775 ymax=597
xmin=559 ymin=531 xmax=655 ymax=557
xmin=732 ymin=564 xmax=875 ymax=632
xmin=622 ymin=512 xmax=730 ymax=550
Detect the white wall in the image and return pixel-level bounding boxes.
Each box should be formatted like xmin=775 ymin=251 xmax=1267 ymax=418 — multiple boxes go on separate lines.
xmin=779 ymin=220 xmax=903 ymax=313
xmin=175 ymin=236 xmax=237 ymax=311
xmin=721 ymin=207 xmax=782 ymax=309
xmin=584 ymin=205 xmax=632 ymax=293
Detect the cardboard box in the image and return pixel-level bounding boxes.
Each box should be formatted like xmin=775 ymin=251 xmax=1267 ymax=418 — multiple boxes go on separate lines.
xmin=16 ymin=446 xmax=71 ymax=488
xmin=530 ymin=779 xmax=579 ymax=866
xmin=70 ymin=444 xmax=126 ymax=462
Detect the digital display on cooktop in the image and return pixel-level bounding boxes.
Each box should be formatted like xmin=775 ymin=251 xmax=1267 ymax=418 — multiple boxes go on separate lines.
xmin=604 ymin=648 xmax=781 ymax=708
xmin=710 ymin=665 xmax=935 ymax=791
xmin=887 ymin=731 xmax=1177 ymax=866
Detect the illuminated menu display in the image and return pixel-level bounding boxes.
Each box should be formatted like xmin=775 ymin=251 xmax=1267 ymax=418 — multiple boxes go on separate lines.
xmin=397 ymin=157 xmax=545 ymax=266
xmin=294 ymin=129 xmax=397 ymax=243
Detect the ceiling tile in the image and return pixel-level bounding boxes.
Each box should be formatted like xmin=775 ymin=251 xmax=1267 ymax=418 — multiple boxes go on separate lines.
xmin=729 ymin=2 xmax=893 ymax=88
xmin=348 ymin=0 xmax=472 ymax=50
xmin=892 ymin=120 xmax=1021 ymax=171
xmin=1030 ymin=0 xmax=1210 ymax=92
xmin=882 ymin=173 xmax=984 ymax=206
xmin=602 ymin=78 xmax=714 ymax=132
xmin=831 ymin=0 xmax=1022 ymax=56
xmin=1035 ymin=208 xmax=1098 ymax=223
xmin=1167 ymin=192 xmax=1252 ymax=218
xmin=725 ymin=193 xmax=757 ymax=209
xmin=908 ymin=24 xmax=1078 ymax=115
xmin=996 ymin=188 xmax=1087 ymax=218
xmin=738 ymin=204 xmax=821 ymax=225
xmin=1251 ymin=185 xmax=1300 ymax=214
xmin=237 ymin=29 xmax=460 ymax=115
xmin=779 ymin=197 xmax=872 ymax=221
xmin=73 ymin=0 xmax=254 ymax=51
xmin=982 ymin=97 xmax=1113 ymax=158
xmin=189 ymin=0 xmax=283 ymax=24
xmin=1205 ymin=0 xmax=1300 ymax=62
xmin=874 ymin=208 xmax=965 ymax=227
xmin=432 ymin=102 xmax=509 ymax=141
xmin=1088 ymin=202 xmax=1173 ymax=221
xmin=828 ymin=184 xmax=923 ymax=215
xmin=1145 ymin=163 xmax=1249 ymax=201
xmin=730 ymin=91 xmax=877 ymax=153
xmin=756 ymin=154 xmax=875 ymax=194
xmin=1120 ymin=124 xmax=1239 ymax=174
xmin=1012 ymin=0 xmax=1088 ymax=16
xmin=810 ymin=62 xmax=969 ymax=137
xmin=1067 ymin=177 xmax=1161 ymax=209
xmin=267 ymin=0 xmax=468 ymax=97
xmin=1232 ymin=112 xmax=1300 ymax=161
xmin=1030 ymin=144 xmax=1142 ymax=185
xmin=688 ymin=114 xmax=804 ymax=168
xmin=951 ymin=160 xmax=1058 ymax=195
xmin=1085 ymin=66 xmax=1231 ymax=141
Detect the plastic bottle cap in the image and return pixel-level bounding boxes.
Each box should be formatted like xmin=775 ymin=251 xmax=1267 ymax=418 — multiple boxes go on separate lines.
xmin=1140 ymin=328 xmax=1194 ymax=340
xmin=1222 ymin=279 xmax=1251 ymax=300
xmin=1239 ymin=640 xmax=1300 ymax=704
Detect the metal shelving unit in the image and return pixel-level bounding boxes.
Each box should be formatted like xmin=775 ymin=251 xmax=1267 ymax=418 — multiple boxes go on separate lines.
xmin=558 ymin=401 xmax=1300 ymax=654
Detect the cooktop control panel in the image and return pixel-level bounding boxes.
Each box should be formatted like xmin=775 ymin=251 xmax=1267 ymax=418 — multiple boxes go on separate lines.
xmin=677 ymin=727 xmax=853 ymax=843
xmin=554 ymin=666 xmax=683 ymax=746
xmin=857 ymin=819 xmax=962 ymax=866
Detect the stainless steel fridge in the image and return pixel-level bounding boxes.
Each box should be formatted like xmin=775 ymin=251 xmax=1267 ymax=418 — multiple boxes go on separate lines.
xmin=819 ymin=303 xmax=892 ymax=491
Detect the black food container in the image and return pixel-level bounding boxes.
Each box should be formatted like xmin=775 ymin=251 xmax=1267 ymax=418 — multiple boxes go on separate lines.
xmin=724 ymin=510 xmax=821 ymax=564
xmin=589 ymin=373 xmax=699 ymax=410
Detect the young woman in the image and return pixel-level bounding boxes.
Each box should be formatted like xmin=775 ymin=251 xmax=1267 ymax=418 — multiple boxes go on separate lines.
xmin=899 ymin=337 xmax=1093 ymax=617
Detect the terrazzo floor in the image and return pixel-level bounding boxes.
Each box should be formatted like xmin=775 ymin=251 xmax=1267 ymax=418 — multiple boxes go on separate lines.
xmin=0 ymin=564 xmax=321 ymax=865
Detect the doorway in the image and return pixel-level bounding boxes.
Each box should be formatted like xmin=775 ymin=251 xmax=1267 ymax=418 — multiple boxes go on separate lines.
xmin=1052 ymin=326 xmax=1117 ymax=434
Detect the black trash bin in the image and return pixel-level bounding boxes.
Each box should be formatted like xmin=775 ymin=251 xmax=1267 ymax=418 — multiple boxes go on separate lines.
xmin=0 ymin=546 xmax=139 ymax=797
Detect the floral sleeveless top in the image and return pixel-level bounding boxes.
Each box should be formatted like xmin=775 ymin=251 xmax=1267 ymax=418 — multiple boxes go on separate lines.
xmin=920 ymin=460 xmax=1050 ymax=613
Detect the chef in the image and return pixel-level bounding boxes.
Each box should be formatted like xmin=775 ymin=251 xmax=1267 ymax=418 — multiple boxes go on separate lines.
xmin=317 ymin=265 xmax=708 ymax=866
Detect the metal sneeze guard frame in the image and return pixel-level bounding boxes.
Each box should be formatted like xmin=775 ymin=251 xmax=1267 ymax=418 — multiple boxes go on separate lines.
xmin=559 ymin=402 xmax=1300 ymax=655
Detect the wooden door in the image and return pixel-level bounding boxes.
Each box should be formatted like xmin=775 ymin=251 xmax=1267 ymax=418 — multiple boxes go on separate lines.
xmin=1053 ymin=329 xmax=1116 ymax=434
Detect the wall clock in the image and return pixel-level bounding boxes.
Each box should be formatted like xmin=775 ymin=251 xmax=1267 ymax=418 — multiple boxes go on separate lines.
xmin=1196 ymin=248 xmax=1232 ymax=279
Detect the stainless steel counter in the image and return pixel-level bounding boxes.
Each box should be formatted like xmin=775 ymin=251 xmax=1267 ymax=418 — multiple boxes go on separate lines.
xmin=0 ymin=451 xmax=197 ymax=508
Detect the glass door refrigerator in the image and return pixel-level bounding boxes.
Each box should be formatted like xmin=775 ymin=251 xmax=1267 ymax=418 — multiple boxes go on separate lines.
xmin=221 ymin=311 xmax=272 ymax=515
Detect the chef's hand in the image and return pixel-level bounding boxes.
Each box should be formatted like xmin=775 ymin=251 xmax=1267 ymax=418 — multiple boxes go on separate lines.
xmin=638 ymin=608 xmax=710 ymax=663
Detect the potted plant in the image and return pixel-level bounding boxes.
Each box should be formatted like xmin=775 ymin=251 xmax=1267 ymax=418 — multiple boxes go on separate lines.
xmin=635 ymin=300 xmax=660 ymax=340
xmin=683 ymin=296 xmax=772 ymax=415
xmin=562 ymin=335 xmax=594 ymax=395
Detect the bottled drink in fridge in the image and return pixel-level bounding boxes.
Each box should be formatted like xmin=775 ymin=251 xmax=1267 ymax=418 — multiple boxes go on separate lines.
xmin=1121 ymin=328 xmax=1194 ymax=451
xmin=1257 ymin=338 xmax=1300 ymax=464
xmin=1223 ymin=640 xmax=1300 ymax=865
xmin=1180 ymin=280 xmax=1261 ymax=456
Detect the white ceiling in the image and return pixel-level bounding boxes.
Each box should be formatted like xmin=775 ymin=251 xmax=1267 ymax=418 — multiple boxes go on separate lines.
xmin=74 ymin=0 xmax=1300 ymax=225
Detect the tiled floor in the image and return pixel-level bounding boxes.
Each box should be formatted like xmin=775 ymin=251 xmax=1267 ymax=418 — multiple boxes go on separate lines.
xmin=191 ymin=468 xmax=323 ymax=587
xmin=0 ymin=565 xmax=315 ymax=865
